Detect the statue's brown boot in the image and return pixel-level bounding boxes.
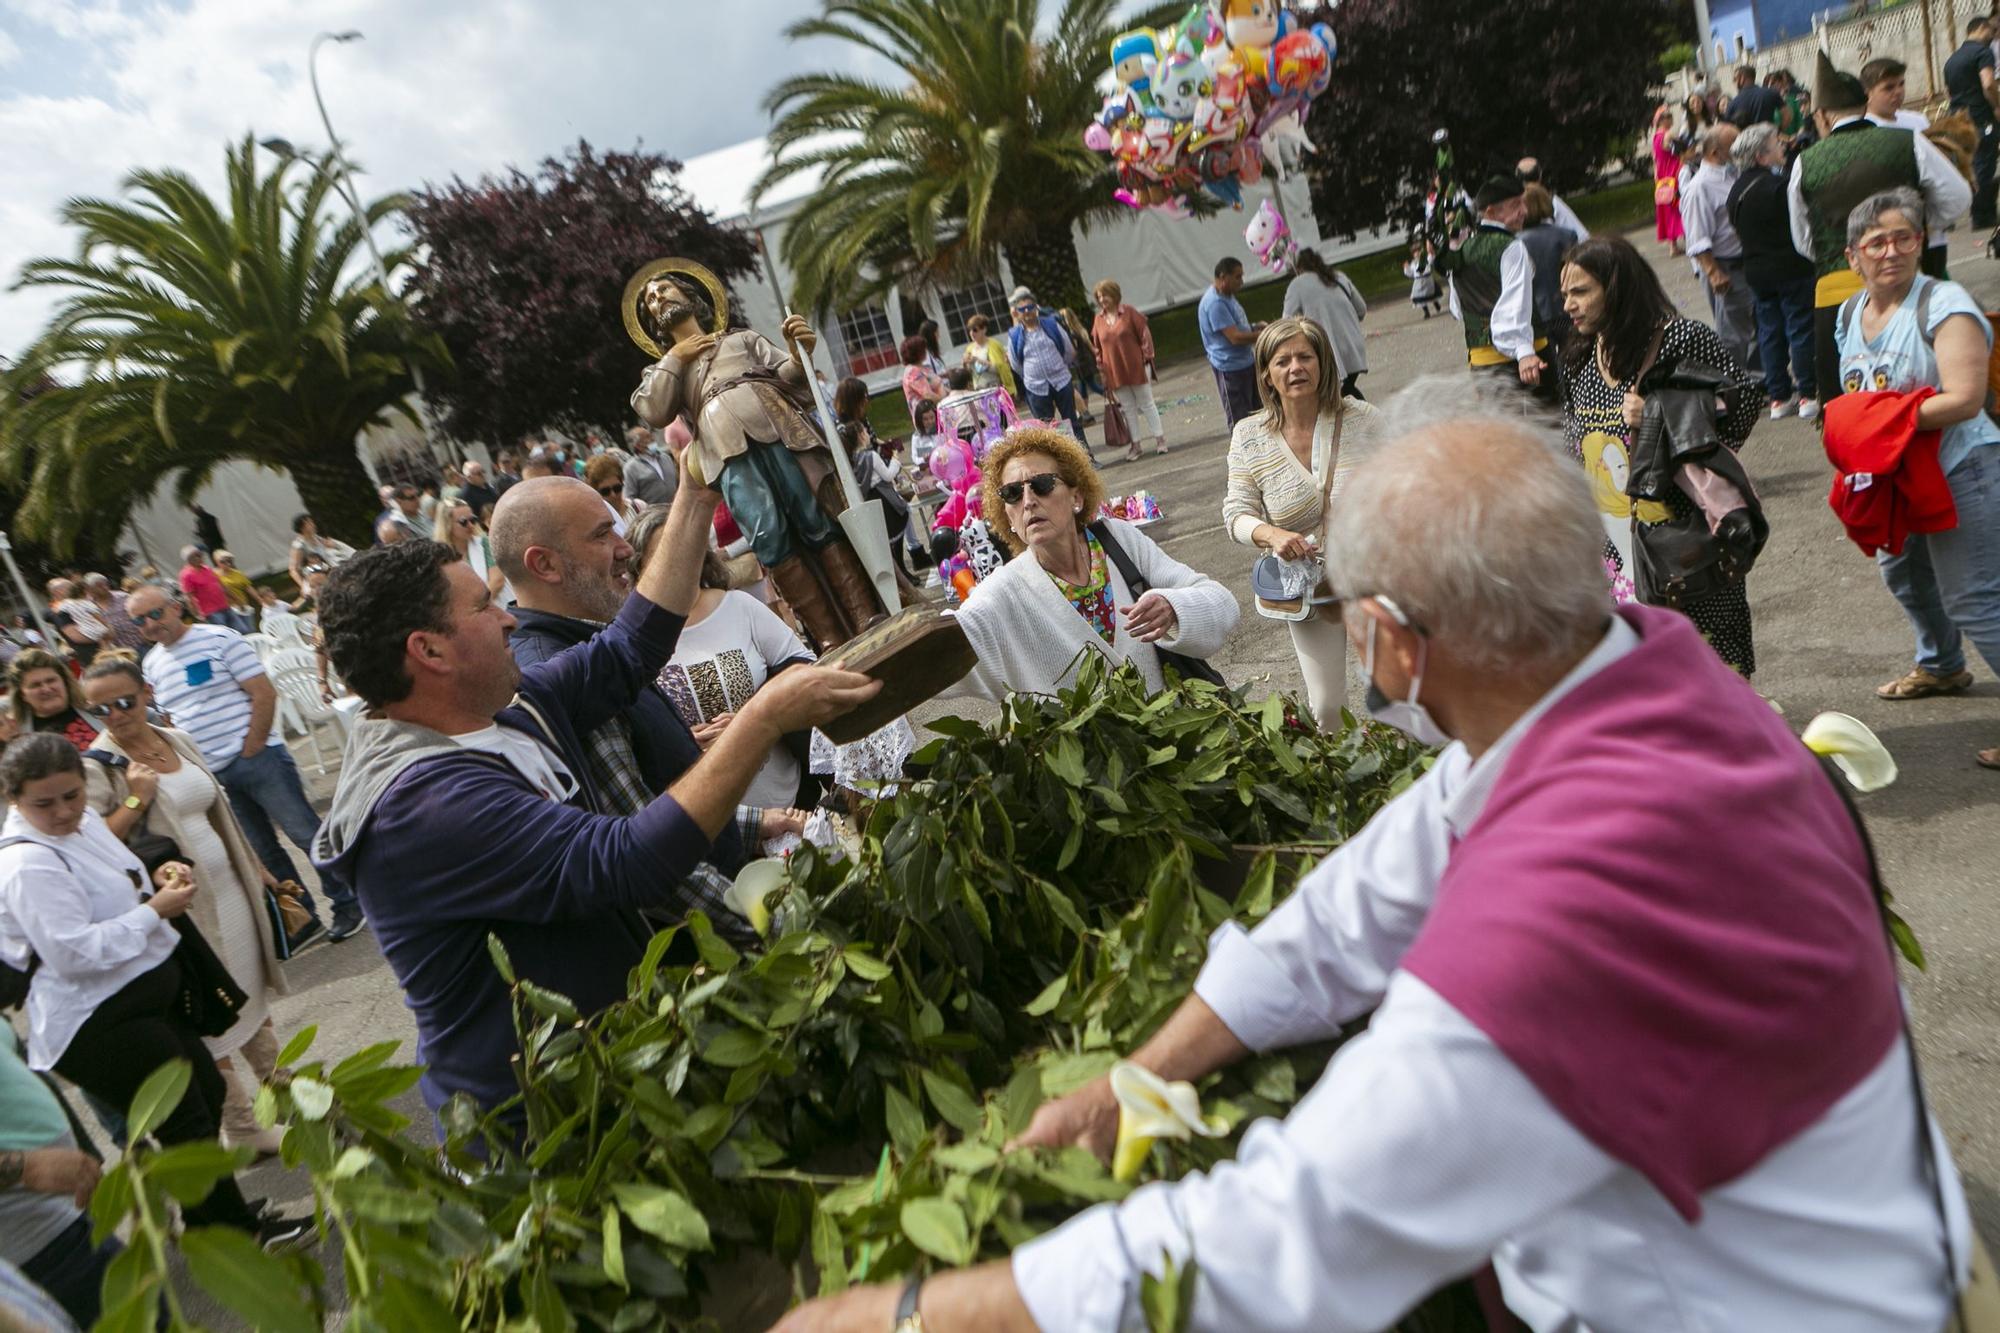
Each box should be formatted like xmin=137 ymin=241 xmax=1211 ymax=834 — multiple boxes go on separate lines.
xmin=818 ymin=538 xmax=888 ymax=636
xmin=769 ymin=556 xmax=851 ymax=652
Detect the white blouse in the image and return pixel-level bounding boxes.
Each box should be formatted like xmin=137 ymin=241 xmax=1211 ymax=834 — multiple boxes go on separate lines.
xmin=0 ymin=808 xmax=176 ymax=1070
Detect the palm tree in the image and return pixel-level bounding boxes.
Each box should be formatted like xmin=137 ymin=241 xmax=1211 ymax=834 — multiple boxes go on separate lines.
xmin=757 ymin=0 xmax=1155 ymax=318
xmin=0 ymin=137 xmax=447 ymax=553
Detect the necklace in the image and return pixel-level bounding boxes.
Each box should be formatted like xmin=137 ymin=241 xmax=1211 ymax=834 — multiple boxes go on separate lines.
xmin=122 ymin=731 xmax=175 ymax=766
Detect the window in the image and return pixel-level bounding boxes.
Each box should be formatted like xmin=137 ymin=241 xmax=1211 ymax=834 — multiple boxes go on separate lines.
xmin=936 ymin=278 xmax=1009 ymax=346
xmin=1734 ymin=32 xmax=1747 ymax=59
xmin=836 ymin=303 xmax=897 ymax=376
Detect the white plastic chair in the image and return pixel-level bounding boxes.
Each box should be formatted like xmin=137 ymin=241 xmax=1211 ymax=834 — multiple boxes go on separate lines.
xmin=270 ymin=665 xmax=346 ymax=776
xmin=261 ymin=611 xmax=311 ymax=651
xmin=242 ymin=633 xmax=277 ymax=664
xmin=267 ymin=646 xmax=319 ymax=678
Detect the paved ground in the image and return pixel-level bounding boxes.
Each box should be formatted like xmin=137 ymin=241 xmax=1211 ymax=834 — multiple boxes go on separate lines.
xmin=182 ymin=217 xmax=1999 ymax=1321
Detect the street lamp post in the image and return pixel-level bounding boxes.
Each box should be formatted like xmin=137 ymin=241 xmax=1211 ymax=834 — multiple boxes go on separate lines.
xmin=300 ymin=30 xmax=450 ymax=468
xmin=0 ymin=533 xmax=53 ymax=647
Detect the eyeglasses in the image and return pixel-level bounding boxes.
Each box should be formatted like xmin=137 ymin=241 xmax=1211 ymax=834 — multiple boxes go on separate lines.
xmin=1856 ymin=230 xmax=1921 ymax=259
xmin=134 ymin=607 xmax=170 ymax=623
xmin=998 ymin=473 xmax=1062 ymax=505
xmin=84 ymin=695 xmax=139 ymax=719
xmin=454 ymin=516 xmax=478 ymax=529
xmin=596 ymin=485 xmax=622 ymax=499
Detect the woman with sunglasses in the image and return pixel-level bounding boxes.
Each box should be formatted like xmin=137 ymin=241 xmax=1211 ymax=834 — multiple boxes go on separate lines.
xmin=585 ymin=452 xmax=633 ymax=523
xmin=7 ymin=650 xmax=97 ymax=752
xmin=433 ymin=499 xmax=512 ymax=609
xmin=1834 ymin=189 xmax=2000 ymax=770
xmin=950 ymin=426 xmax=1237 ymax=700
xmin=77 ymin=654 xmax=293 ymax=1155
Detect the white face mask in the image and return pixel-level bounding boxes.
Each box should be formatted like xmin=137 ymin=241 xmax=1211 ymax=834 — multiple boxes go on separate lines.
xmin=1361 ymin=599 xmax=1453 ymax=748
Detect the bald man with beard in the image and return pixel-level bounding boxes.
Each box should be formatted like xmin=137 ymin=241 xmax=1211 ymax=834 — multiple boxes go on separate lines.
xmin=490 ymin=478 xmax=803 ymax=942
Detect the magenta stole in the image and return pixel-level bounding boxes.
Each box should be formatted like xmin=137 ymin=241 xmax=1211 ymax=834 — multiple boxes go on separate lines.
xmin=1401 ymin=605 xmax=1901 ymax=1222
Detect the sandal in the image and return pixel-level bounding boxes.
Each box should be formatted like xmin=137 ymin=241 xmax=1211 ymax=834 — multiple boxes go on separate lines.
xmin=1154 ymin=442 xmax=1171 ymax=455
xmin=1979 ymin=747 xmax=2000 ymax=771
xmin=1876 ymin=666 xmax=1974 ymax=700
xmin=1123 ymin=445 xmax=1143 ymax=464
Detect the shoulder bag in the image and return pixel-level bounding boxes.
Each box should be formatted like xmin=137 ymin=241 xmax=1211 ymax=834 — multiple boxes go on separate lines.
xmin=1251 ymin=411 xmax=1344 ymax=622
xmin=1087 ymin=520 xmax=1228 ymax=688
xmin=0 ymin=836 xmax=47 ymax=1009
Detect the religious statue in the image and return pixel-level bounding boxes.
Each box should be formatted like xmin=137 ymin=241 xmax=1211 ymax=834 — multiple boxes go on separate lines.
xmin=625 ymin=259 xmax=884 ymax=648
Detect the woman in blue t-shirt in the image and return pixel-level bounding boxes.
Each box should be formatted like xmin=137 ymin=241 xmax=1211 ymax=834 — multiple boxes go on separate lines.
xmin=1835 ymin=188 xmax=2000 ymax=770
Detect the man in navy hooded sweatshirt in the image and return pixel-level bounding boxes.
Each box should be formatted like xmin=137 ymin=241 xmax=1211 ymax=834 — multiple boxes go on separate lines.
xmin=310 ymin=471 xmax=879 ymax=1126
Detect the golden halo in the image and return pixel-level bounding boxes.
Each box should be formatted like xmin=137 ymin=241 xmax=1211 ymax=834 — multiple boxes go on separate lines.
xmin=622 ymin=258 xmax=729 ymax=358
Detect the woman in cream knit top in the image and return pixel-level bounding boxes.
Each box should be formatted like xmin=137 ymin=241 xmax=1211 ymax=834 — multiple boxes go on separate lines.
xmin=1221 ymin=317 xmax=1385 ymax=726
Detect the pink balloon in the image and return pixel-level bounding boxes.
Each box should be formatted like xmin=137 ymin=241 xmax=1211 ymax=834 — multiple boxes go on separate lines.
xmin=1084 ymin=123 xmax=1113 ymax=152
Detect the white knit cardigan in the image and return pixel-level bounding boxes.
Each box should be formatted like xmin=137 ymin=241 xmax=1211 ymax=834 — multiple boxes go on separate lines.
xmin=949 ymin=518 xmax=1241 ymax=700
xmin=1222 ymin=399 xmax=1385 ymax=548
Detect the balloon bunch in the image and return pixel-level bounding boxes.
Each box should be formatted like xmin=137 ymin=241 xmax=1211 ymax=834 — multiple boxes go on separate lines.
xmin=1083 ymin=1 xmax=1337 ymax=215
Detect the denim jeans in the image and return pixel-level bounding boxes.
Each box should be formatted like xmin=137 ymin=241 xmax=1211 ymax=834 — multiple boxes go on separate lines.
xmin=217 ymin=743 xmax=356 ymax=924
xmin=1025 ymin=377 xmax=1089 ymax=446
xmin=1749 ymin=273 xmax=1815 ymax=402
xmin=1878 ymin=447 xmax=2000 ymax=678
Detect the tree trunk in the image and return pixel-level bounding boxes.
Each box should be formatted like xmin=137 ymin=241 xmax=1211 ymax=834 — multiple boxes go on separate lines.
xmin=1001 ymin=221 xmax=1090 ymax=317
xmin=286 ymin=443 xmax=385 ymax=549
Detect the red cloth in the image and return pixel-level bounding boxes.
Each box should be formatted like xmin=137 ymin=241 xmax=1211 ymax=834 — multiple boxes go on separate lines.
xmin=1402 ymin=605 xmax=1901 ymax=1223
xmin=178 ymin=564 xmax=228 ymax=617
xmin=1822 ymin=388 xmax=1957 ymax=556
xmin=712 ymin=500 xmax=743 ymax=547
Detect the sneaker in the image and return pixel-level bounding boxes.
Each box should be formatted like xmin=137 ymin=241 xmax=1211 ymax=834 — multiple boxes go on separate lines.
xmin=327 ymin=915 xmax=368 ymax=943
xmin=1796 ymin=397 xmax=1818 ymax=421
xmin=1769 ymin=398 xmax=1795 ymax=420
xmin=255 ymin=1213 xmax=313 ymax=1252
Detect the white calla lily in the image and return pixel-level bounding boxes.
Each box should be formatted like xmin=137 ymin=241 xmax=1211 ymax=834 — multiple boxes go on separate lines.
xmin=1108 ymin=1061 xmax=1225 ymax=1182
xmin=1802 ymin=712 xmax=1898 ymax=793
xmin=722 ymin=859 xmax=787 ymax=935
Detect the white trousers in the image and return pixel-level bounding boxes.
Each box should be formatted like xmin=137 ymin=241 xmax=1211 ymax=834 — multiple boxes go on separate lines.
xmin=1111 ymin=383 xmax=1165 ymax=443
xmin=1287 ymin=608 xmax=1351 ymax=730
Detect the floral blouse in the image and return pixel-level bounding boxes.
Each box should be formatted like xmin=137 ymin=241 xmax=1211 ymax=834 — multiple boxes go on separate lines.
xmin=1045 ymin=530 xmax=1116 ymax=645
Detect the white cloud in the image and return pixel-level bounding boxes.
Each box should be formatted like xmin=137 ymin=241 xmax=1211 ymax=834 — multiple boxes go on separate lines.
xmin=0 ymin=0 xmax=884 ymax=356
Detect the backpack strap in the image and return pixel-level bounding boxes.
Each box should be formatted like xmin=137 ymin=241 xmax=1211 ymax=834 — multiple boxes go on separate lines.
xmin=1836 ymin=290 xmax=1866 ymax=345
xmin=1914 ymin=278 xmax=1937 ymax=349
xmin=0 ymin=836 xmax=70 ymax=871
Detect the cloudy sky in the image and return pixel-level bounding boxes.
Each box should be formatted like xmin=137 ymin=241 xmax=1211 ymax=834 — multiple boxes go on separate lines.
xmin=0 ymin=0 xmax=900 ymax=357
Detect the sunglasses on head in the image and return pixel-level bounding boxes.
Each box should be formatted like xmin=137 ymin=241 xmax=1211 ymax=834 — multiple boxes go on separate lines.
xmin=998 ymin=473 xmax=1062 ymax=505
xmin=134 ymin=607 xmax=170 ymax=623
xmin=85 ymin=695 xmax=139 ymax=719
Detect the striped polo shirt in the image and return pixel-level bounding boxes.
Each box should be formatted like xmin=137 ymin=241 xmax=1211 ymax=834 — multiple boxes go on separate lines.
xmin=140 ymin=624 xmax=277 ymax=770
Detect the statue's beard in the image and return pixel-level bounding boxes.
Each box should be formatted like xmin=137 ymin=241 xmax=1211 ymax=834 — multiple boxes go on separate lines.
xmin=664 ymin=297 xmax=712 ymax=331
xmin=642 ymin=282 xmax=715 ymax=346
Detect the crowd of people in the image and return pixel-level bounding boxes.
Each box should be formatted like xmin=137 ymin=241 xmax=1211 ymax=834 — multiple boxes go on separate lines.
xmin=1 ymin=56 xmax=1998 ymax=1326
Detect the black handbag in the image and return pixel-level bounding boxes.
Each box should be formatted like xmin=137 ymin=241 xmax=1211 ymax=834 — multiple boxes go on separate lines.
xmin=1087 ymin=520 xmax=1229 ymax=688
xmin=165 ymin=913 xmax=248 ymax=1039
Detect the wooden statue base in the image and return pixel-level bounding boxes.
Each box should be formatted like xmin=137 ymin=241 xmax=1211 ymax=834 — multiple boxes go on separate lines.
xmin=815 ymin=605 xmax=976 ymax=743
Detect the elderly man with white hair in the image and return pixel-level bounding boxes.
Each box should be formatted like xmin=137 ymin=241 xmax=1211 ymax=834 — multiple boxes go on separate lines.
xmin=1680 ymin=121 xmax=1760 ymax=375
xmin=773 ymin=392 xmax=1974 ymax=1333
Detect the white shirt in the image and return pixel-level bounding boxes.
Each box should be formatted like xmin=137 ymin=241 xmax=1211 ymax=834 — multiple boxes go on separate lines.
xmin=1787 ymin=115 xmax=1971 ymax=262
xmin=451 ymin=724 xmax=575 ymax=804
xmin=139 ymin=624 xmax=278 ymax=770
xmin=0 ymin=809 xmax=177 ymax=1070
xmin=1869 ymin=108 xmax=1932 ymax=131
xmin=1012 ymin=618 xmax=1970 ymax=1333
xmin=1680 ymin=159 xmax=1742 ymax=259
xmin=1444 ymin=227 xmax=1537 ymax=362
xmin=655 ymin=591 xmax=813 ymax=809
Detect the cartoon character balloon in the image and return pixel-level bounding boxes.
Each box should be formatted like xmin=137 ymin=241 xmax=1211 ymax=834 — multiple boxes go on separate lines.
xmin=1088 ymin=0 xmax=1333 ymax=214
xmin=1245 ymin=198 xmax=1296 ymax=272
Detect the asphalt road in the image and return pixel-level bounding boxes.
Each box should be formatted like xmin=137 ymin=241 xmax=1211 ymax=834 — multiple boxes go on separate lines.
xmin=195 ymin=217 xmax=2000 ymax=1324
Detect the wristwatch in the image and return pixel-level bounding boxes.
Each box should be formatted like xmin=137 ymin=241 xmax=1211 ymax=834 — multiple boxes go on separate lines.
xmin=892 ymin=1275 xmax=924 ymax=1332
xmin=121 ymin=795 xmax=144 ymax=811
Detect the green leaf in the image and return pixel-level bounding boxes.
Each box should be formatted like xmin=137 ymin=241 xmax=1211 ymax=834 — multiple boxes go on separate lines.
xmin=899 ymin=1196 xmax=973 ymax=1265
xmin=519 ymin=982 xmax=581 ymax=1023
xmin=602 ymin=1206 xmax=628 ymax=1289
xmin=486 ymin=933 xmax=516 ymax=984
xmin=148 ymin=1140 xmax=249 ymax=1206
xmin=842 ymin=946 xmax=893 ymax=982
xmin=1039 ymin=1049 xmax=1119 ymax=1098
xmin=702 ymin=1028 xmax=770 ymax=1069
xmin=90 ymin=1161 xmax=135 ymax=1243
xmin=612 ymin=1183 xmax=713 ymax=1252
xmin=337 ymin=1177 xmax=440 ymax=1225
xmin=274 ymin=1024 xmax=318 ymax=1067
xmin=1023 ymin=973 xmax=1068 ymax=1017
xmin=921 ymin=1068 xmax=984 ymax=1134
xmin=1046 ymin=732 xmax=1086 ymax=786
xmin=126 ymin=1059 xmax=192 ymax=1141
xmin=180 ymin=1225 xmax=319 ymax=1333
xmin=933 ymin=1142 xmax=1000 ymax=1172
xmin=1237 ymin=851 xmax=1276 ymax=919
xmin=811 ymin=1203 xmax=849 ymax=1294
xmin=883 ymin=1083 xmax=926 ymax=1157
xmin=1886 ymin=907 xmax=1927 ymax=970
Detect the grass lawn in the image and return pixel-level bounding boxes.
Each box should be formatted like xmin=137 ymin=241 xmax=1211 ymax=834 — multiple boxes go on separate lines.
xmin=863 ymin=177 xmax=1654 ymax=436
